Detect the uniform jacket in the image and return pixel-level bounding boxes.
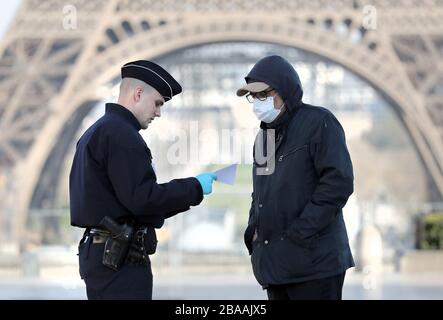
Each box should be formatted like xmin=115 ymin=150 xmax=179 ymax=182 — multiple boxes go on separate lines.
xmin=70 ymin=103 xmax=203 ymax=228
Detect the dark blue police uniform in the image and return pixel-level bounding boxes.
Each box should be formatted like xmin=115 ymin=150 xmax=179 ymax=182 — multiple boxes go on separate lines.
xmin=69 ymin=61 xmax=203 ymax=299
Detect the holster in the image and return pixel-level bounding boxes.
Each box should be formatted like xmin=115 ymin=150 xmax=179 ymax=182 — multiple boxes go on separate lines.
xmin=102 ymin=236 xmax=130 ymax=271
xmin=99 ymin=216 xmax=133 ymax=271
xmin=98 ymin=217 xmax=158 ymax=270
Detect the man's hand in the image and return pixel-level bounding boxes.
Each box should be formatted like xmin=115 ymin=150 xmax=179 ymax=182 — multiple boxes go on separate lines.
xmin=252 ymin=229 xmax=258 ymax=242
xmin=195 ymin=172 xmax=217 ymax=195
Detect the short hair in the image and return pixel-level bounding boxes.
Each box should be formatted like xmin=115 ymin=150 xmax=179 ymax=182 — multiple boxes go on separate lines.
xmin=119 ymin=77 xmax=155 ymax=96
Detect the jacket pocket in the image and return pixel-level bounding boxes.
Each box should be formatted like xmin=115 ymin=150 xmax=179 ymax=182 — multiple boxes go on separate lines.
xmin=78 ymin=238 xmax=110 ymax=280
xmin=262 ymin=236 xmax=316 ymax=282
xmin=78 ymin=237 xmax=91 ymax=279
xmin=251 ymin=243 xmax=265 ymax=285
xmin=278 ymin=144 xmax=308 ymax=162
xmin=287 ymin=232 xmax=320 ymax=250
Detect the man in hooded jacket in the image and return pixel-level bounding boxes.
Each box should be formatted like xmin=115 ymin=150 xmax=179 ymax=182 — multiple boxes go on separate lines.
xmin=237 ymin=55 xmax=355 ymax=300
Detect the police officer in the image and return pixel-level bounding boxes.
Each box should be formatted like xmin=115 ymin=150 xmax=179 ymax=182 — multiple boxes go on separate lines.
xmin=69 ymin=60 xmax=216 ymax=300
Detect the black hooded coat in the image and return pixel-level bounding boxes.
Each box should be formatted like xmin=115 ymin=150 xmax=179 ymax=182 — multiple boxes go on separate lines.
xmin=243 ymin=55 xmax=355 ymax=287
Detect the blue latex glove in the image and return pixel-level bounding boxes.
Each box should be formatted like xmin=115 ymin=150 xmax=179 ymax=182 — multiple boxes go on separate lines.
xmin=195 ymin=172 xmax=217 ymax=195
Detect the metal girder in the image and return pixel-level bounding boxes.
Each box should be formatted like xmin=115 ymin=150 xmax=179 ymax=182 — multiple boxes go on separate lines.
xmin=0 ymin=0 xmax=441 ymax=244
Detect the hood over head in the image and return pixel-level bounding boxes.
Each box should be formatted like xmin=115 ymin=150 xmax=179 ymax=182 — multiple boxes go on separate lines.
xmin=237 ymin=55 xmax=303 ymax=113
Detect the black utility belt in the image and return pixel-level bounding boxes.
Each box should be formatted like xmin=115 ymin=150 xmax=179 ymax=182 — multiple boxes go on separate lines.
xmin=88 ymin=217 xmax=158 ymax=271
xmin=89 ymin=228 xmax=110 ymax=244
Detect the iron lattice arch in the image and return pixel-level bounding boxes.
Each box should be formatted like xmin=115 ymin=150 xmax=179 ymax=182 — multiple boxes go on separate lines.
xmin=0 ymin=0 xmax=442 ymax=242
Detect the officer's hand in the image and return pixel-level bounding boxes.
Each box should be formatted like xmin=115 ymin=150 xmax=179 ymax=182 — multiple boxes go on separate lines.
xmin=195 ymin=172 xmax=217 ymax=195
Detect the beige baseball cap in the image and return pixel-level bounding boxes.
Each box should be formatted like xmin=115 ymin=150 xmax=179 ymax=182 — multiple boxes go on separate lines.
xmin=236 ymin=81 xmax=270 ymax=97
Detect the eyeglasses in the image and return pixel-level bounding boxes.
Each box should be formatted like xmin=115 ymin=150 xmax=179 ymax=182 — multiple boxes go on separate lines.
xmin=245 ymin=88 xmax=274 ymax=103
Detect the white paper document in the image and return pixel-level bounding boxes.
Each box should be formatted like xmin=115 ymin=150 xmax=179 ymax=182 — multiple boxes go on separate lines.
xmin=214 ymin=164 xmax=238 ymax=185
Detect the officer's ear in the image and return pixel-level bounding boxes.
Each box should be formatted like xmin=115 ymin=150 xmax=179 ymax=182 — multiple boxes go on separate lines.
xmin=134 ymin=86 xmax=143 ymax=103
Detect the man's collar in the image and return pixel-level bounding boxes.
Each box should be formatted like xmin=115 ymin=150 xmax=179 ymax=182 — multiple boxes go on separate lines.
xmin=105 ymin=103 xmax=142 ymax=131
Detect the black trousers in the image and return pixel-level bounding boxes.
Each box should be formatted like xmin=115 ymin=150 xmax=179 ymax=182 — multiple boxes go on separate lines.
xmin=78 ymin=235 xmax=153 ymax=300
xmin=267 ymin=272 xmax=346 ymax=300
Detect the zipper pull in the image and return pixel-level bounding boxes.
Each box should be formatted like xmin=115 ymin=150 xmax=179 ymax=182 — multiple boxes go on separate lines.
xmin=279 ymin=155 xmax=283 ymax=162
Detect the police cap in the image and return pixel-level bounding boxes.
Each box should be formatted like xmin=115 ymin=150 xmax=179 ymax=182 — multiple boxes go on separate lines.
xmin=121 ymin=60 xmax=182 ymax=102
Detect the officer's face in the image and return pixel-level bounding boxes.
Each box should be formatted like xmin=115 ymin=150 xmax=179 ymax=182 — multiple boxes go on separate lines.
xmin=134 ymin=88 xmax=165 ymax=129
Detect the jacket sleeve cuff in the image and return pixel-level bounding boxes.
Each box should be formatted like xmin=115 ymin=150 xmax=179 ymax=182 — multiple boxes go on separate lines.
xmin=189 ymin=177 xmax=204 ymax=206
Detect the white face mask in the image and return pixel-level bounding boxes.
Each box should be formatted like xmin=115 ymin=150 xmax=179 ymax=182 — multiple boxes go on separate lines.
xmin=253 ymin=96 xmax=281 ymax=123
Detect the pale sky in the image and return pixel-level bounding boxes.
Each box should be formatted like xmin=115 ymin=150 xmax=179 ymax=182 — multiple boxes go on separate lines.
xmin=0 ymin=0 xmax=22 ymax=39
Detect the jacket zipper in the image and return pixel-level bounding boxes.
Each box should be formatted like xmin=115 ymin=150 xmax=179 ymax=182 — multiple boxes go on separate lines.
xmin=278 ymin=144 xmax=308 ymax=162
